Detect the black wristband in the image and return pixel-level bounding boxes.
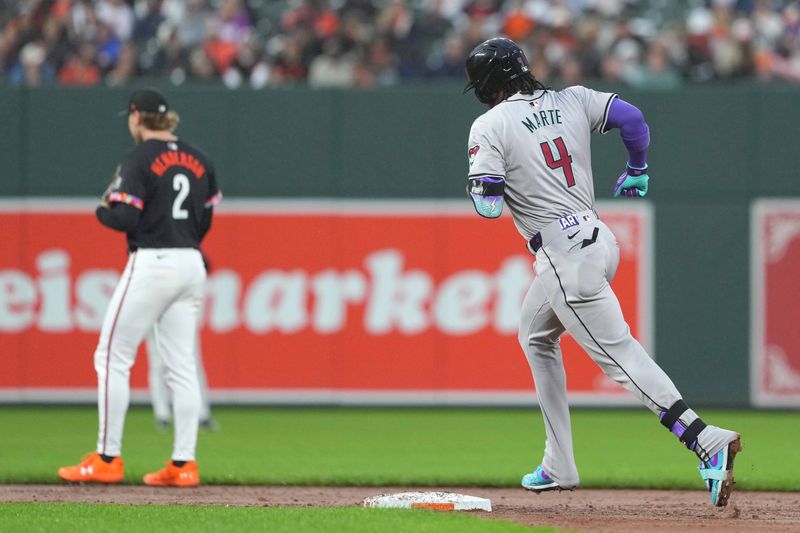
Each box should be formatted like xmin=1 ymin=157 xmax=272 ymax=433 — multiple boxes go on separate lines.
xmin=626 ymin=164 xmax=648 ymax=177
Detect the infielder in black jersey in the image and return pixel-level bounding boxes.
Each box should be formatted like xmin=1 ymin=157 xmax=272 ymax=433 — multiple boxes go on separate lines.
xmin=59 ymin=89 xmax=221 ymax=487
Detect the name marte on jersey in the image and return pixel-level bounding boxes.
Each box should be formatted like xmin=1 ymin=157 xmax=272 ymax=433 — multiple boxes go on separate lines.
xmin=521 ymin=108 xmax=563 ymax=133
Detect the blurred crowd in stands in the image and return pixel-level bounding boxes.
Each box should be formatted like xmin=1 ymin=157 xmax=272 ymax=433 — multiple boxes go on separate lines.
xmin=1 ymin=0 xmax=799 ymax=89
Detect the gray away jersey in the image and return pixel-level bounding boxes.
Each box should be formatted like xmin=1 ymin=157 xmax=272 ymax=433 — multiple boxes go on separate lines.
xmin=467 ymin=86 xmax=616 ymax=239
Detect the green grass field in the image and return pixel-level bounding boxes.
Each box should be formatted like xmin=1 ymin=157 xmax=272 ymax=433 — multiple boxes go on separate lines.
xmin=0 ymin=503 xmax=553 ymax=533
xmin=1 ymin=406 xmax=797 ymax=490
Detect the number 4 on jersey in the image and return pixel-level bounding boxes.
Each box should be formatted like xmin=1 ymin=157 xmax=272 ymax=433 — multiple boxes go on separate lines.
xmin=540 ymin=137 xmax=575 ymax=188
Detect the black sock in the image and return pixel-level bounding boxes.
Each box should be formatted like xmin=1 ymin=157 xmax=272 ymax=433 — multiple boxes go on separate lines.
xmin=659 ymin=399 xmax=706 ymax=454
xmin=100 ymin=454 xmax=116 ymax=464
xmin=172 ymin=460 xmax=186 ymax=467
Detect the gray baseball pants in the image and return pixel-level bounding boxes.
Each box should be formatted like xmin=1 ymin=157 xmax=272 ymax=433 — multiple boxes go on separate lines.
xmin=518 ymin=216 xmax=735 ymax=488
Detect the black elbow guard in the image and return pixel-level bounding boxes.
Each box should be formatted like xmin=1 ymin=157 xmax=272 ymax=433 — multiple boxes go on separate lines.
xmin=467 ymin=176 xmax=506 ymax=218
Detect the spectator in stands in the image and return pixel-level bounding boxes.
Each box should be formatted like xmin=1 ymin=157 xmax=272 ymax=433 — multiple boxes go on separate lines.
xmin=58 ymin=40 xmax=100 ymax=85
xmin=273 ymin=34 xmax=307 ymax=83
xmin=222 ymin=34 xmax=271 ymax=88
xmin=308 ymin=36 xmax=356 ymax=87
xmin=175 ymin=0 xmax=212 ymax=49
xmin=356 ymin=37 xmax=398 ymax=88
xmin=96 ymin=0 xmax=134 ymax=42
xmin=132 ymin=0 xmax=165 ymax=43
xmin=11 ymin=41 xmax=53 ymax=86
xmin=426 ymin=35 xmax=467 ymax=78
xmin=629 ymin=39 xmax=682 ymax=89
xmin=2 ymin=0 xmax=800 ymax=88
xmin=106 ymin=40 xmax=135 ymax=85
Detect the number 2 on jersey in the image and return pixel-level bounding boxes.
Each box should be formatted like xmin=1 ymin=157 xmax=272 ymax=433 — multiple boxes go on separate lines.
xmin=540 ymin=137 xmax=575 ymax=188
xmin=172 ymin=173 xmax=190 ymax=219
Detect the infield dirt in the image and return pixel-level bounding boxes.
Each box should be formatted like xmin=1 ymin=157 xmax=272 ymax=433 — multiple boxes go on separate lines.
xmin=2 ymin=485 xmax=799 ymax=532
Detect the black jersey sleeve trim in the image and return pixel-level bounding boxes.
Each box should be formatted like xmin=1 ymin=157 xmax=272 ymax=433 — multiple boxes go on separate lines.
xmin=599 ymin=93 xmax=618 ymax=135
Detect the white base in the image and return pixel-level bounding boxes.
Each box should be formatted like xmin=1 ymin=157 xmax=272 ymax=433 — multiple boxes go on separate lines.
xmin=363 ymin=491 xmax=491 ymax=512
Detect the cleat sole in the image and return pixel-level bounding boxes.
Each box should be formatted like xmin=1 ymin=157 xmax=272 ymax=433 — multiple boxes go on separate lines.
xmin=523 ymin=483 xmax=568 ymax=494
xmin=715 ymin=436 xmax=742 ymax=508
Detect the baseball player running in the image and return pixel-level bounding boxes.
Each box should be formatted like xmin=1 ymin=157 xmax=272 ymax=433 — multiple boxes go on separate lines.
xmin=58 ymin=88 xmax=221 ymax=487
xmin=464 ymin=38 xmax=741 ymax=507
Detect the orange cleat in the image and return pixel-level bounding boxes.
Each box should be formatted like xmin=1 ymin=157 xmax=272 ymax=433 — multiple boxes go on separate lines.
xmin=58 ymin=452 xmax=124 ymax=484
xmin=143 ymin=460 xmax=200 ymax=487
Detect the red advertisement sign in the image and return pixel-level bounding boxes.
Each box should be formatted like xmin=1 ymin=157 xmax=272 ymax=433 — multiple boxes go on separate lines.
xmin=0 ymin=200 xmax=652 ymax=405
xmin=751 ymin=200 xmax=800 ymax=407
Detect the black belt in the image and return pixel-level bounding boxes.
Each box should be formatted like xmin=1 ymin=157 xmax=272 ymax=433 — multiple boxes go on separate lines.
xmin=528 ymin=233 xmax=544 ymax=253
xmin=526 ymin=210 xmax=599 ymax=254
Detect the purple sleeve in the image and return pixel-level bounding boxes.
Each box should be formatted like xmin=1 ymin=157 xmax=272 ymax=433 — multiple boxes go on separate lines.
xmin=605 ymin=97 xmax=650 ymax=169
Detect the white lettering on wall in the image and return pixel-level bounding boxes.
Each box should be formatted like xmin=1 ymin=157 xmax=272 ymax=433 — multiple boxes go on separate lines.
xmin=0 ymin=270 xmax=37 ymax=331
xmin=244 ymin=270 xmax=308 ymax=333
xmin=2 ymin=248 xmax=534 ymax=337
xmin=494 ymin=257 xmax=533 ymax=334
xmin=434 ymin=270 xmax=491 ymax=334
xmin=364 ymin=250 xmax=432 ymax=335
xmin=74 ymin=270 xmax=118 ymax=331
xmin=311 ymin=270 xmax=366 ymax=334
xmin=205 ymin=269 xmax=241 ymax=332
xmin=36 ymin=249 xmax=72 ymax=332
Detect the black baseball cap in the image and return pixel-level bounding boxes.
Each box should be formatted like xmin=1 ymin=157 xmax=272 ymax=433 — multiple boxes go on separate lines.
xmin=120 ymin=88 xmax=169 ymax=116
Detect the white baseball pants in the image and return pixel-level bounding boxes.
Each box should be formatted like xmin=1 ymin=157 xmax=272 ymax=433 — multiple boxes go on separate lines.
xmin=94 ymin=248 xmax=205 ymax=461
xmin=146 ymin=327 xmax=212 ymax=423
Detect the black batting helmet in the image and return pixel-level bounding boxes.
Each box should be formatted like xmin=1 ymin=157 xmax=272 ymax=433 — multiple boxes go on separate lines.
xmin=464 ymin=38 xmax=531 ymax=105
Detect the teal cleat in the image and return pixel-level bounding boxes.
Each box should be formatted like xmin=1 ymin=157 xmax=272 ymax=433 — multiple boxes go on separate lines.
xmin=699 ymin=436 xmax=742 ymax=507
xmin=521 ymin=465 xmax=561 ymax=493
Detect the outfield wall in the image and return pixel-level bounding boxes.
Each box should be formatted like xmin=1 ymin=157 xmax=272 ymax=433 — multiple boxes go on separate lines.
xmin=0 ymin=199 xmax=651 ymax=406
xmin=1 ymin=85 xmax=799 ymax=407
